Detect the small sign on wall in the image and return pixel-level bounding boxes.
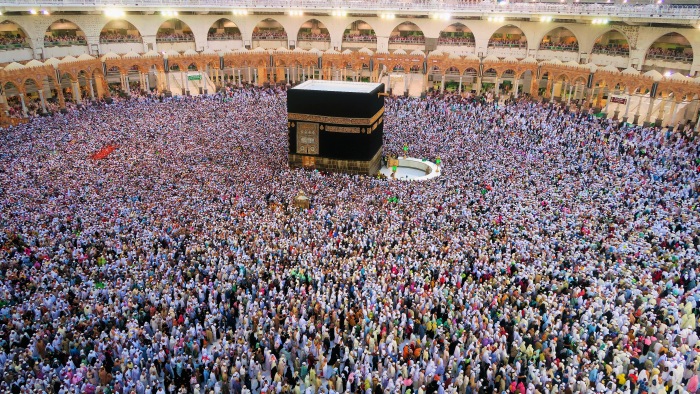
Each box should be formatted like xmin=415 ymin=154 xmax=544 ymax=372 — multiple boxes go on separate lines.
xmin=610 ymin=96 xmax=627 ymax=104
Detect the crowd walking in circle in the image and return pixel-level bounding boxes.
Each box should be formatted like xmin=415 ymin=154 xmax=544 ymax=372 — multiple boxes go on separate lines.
xmin=0 ymin=87 xmax=699 ymax=394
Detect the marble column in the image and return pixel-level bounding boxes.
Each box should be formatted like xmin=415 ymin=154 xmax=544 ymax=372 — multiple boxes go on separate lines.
xmin=656 ymin=97 xmax=667 ymax=125
xmin=88 ymin=79 xmax=95 ymax=100
xmin=72 ymin=81 xmax=81 ymax=103
xmin=667 ymin=99 xmax=678 ymax=127
xmin=550 ymin=81 xmax=556 ymax=100
xmin=645 ymin=96 xmax=655 ymax=124
xmin=623 ymin=92 xmax=631 ymax=121
xmin=19 ymin=93 xmax=27 ymax=116
xmin=38 ymin=90 xmax=47 ymax=113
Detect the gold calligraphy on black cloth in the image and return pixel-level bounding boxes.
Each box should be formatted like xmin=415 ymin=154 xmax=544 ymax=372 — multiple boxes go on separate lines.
xmin=288 ymin=107 xmax=384 ymax=126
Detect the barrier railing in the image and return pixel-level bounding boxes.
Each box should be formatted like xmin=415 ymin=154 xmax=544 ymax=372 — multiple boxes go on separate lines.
xmin=2 ymin=0 xmax=699 ymax=19
xmin=44 ymin=40 xmax=87 ymax=47
xmin=156 ymin=36 xmax=195 ymax=42
xmin=100 ymin=38 xmax=142 ymax=44
xmin=208 ymin=35 xmax=243 ymax=41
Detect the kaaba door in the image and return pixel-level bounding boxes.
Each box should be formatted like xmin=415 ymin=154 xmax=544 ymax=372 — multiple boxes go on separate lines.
xmin=302 ymin=156 xmax=316 ymax=169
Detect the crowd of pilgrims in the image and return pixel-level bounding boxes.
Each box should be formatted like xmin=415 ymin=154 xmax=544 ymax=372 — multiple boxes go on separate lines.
xmin=0 ymin=86 xmax=699 ymax=394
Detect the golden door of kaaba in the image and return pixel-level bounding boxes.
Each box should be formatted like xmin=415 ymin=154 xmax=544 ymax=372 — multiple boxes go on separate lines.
xmin=302 ymin=156 xmax=316 ymax=168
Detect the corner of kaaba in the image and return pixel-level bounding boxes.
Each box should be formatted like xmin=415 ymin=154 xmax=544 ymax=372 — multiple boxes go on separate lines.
xmin=287 ymin=81 xmax=385 ymax=176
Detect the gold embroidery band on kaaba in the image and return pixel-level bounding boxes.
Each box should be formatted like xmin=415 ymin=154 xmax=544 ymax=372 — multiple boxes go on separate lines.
xmin=288 ymin=107 xmax=384 ymax=126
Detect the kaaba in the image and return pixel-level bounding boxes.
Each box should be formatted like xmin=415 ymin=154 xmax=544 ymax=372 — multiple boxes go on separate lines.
xmin=287 ymin=80 xmax=385 ymax=175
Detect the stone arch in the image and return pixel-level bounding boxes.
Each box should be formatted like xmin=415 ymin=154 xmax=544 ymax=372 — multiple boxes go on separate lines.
xmin=252 ymin=18 xmax=288 ymax=41
xmin=392 ymin=64 xmax=406 ymax=72
xmin=488 ymin=25 xmax=527 ymax=48
xmin=44 ymin=19 xmax=87 ymax=46
xmin=59 ymin=71 xmax=77 ymax=83
xmin=122 ymin=61 xmax=149 ymax=74
xmin=57 ymin=72 xmax=77 ymax=101
xmin=99 ymin=19 xmax=142 ymax=43
xmin=23 ymin=76 xmax=43 ymax=90
xmin=438 ymin=22 xmax=475 ymax=46
xmin=0 ymin=20 xmax=33 ymax=48
xmin=515 ymin=69 xmax=533 ymax=80
xmin=500 ymin=68 xmax=517 ymax=79
xmin=168 ymin=62 xmax=182 ymax=72
xmin=642 ymin=31 xmax=695 ymax=64
xmin=572 ymin=76 xmax=587 ymax=86
xmin=590 ymin=28 xmax=630 ymax=56
xmin=632 ymin=85 xmax=651 ymax=95
xmin=553 ymin=72 xmax=571 ymax=83
xmin=297 ymin=19 xmax=330 ymax=42
xmin=342 ymin=20 xmax=376 ymax=44
xmin=208 ymin=18 xmax=241 ymax=41
xmin=156 ymin=18 xmax=194 ymax=41
xmin=106 ymin=64 xmax=124 ymax=74
xmin=464 ymin=67 xmax=478 ymax=77
xmin=389 ymin=21 xmax=425 ymax=44
xmin=483 ymin=67 xmax=498 ymax=76
xmin=537 ymin=26 xmax=579 ymax=52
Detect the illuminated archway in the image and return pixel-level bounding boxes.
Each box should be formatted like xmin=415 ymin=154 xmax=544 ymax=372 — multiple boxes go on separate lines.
xmin=342 ymin=20 xmax=376 ymax=44
xmin=488 ymin=25 xmax=527 ymax=48
xmin=645 ymin=32 xmax=693 ymax=64
xmin=45 ymin=19 xmax=86 ymax=47
xmin=297 ymin=19 xmax=330 ymax=42
xmin=539 ymin=27 xmax=578 ymax=52
xmin=592 ymin=30 xmax=629 ymax=56
xmin=438 ymin=23 xmax=474 ymax=46
xmin=252 ymin=18 xmax=287 ymax=41
xmin=0 ymin=20 xmax=30 ymax=49
xmin=100 ymin=20 xmax=142 ymax=44
xmin=208 ymin=18 xmax=241 ymax=41
xmin=389 ymin=22 xmax=424 ymax=44
xmin=156 ymin=19 xmax=194 ymax=42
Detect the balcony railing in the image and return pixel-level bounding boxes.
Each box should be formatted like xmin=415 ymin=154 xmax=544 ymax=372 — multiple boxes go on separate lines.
xmin=591 ymin=48 xmax=629 ymax=56
xmin=437 ymin=38 xmax=475 ymax=46
xmin=539 ymin=44 xmax=578 ymax=52
xmin=297 ymin=34 xmax=330 ymax=42
xmin=488 ymin=42 xmax=527 ymax=49
xmin=646 ymin=53 xmax=693 ymax=63
xmin=1 ymin=1 xmax=698 ymax=19
xmin=252 ymin=34 xmax=288 ymax=40
xmin=100 ymin=37 xmax=142 ymax=44
xmin=208 ymin=34 xmax=242 ymax=41
xmin=343 ymin=35 xmax=377 ymax=43
xmin=389 ymin=36 xmax=425 ymax=44
xmin=44 ymin=39 xmax=87 ymax=47
xmin=156 ymin=36 xmax=195 ymax=42
xmin=0 ymin=40 xmax=30 ymax=50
